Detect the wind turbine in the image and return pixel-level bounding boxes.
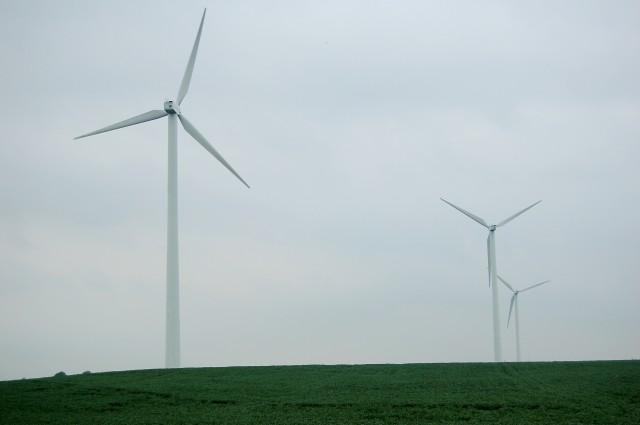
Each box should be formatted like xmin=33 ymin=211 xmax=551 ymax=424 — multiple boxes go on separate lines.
xmin=498 ymin=275 xmax=549 ymax=362
xmin=440 ymin=198 xmax=541 ymax=362
xmin=75 ymin=9 xmax=249 ymax=368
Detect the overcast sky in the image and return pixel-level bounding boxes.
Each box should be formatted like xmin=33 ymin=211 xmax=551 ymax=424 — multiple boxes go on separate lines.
xmin=1 ymin=0 xmax=639 ymax=380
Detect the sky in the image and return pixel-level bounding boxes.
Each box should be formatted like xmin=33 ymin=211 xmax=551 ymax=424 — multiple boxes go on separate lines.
xmin=1 ymin=0 xmax=639 ymax=381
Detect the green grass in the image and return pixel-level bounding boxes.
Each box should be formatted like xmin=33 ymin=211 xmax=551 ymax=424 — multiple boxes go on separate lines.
xmin=1 ymin=361 xmax=638 ymax=424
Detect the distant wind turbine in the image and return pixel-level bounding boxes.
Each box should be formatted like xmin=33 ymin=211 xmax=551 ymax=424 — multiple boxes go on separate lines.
xmin=498 ymin=275 xmax=549 ymax=362
xmin=440 ymin=198 xmax=541 ymax=362
xmin=75 ymin=9 xmax=249 ymax=368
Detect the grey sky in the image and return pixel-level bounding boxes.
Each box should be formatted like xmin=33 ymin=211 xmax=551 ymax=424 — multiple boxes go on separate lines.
xmin=1 ymin=0 xmax=639 ymax=380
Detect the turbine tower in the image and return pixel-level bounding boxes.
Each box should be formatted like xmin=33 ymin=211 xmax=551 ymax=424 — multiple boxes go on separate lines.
xmin=75 ymin=9 xmax=249 ymax=368
xmin=440 ymin=198 xmax=541 ymax=362
xmin=498 ymin=275 xmax=549 ymax=362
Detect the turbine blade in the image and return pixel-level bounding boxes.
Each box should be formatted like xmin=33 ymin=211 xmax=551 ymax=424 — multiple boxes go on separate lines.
xmin=520 ymin=280 xmax=550 ymax=293
xmin=178 ymin=114 xmax=250 ymax=188
xmin=177 ymin=9 xmax=206 ymax=105
xmin=496 ymin=200 xmax=542 ymax=227
xmin=74 ymin=110 xmax=168 ymax=139
xmin=498 ymin=275 xmax=515 ymax=292
xmin=507 ymin=294 xmax=516 ymax=328
xmin=440 ymin=198 xmax=489 ymax=228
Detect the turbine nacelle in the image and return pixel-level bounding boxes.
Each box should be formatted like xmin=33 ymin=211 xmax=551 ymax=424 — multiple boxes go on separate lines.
xmin=489 ymin=224 xmax=497 ymax=231
xmin=164 ymin=100 xmax=181 ymax=115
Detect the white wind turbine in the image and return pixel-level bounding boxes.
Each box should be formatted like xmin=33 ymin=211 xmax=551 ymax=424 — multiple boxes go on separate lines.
xmin=498 ymin=275 xmax=549 ymax=362
xmin=440 ymin=198 xmax=541 ymax=362
xmin=75 ymin=9 xmax=249 ymax=368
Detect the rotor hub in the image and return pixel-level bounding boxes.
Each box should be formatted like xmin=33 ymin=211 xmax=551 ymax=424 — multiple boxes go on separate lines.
xmin=489 ymin=224 xmax=497 ymax=231
xmin=164 ymin=100 xmax=181 ymax=115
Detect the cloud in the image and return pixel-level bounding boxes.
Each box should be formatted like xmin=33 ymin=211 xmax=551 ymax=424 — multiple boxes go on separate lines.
xmin=0 ymin=0 xmax=638 ymax=380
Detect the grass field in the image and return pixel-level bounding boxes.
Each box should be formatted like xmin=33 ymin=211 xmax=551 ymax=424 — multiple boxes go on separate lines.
xmin=1 ymin=361 xmax=638 ymax=424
